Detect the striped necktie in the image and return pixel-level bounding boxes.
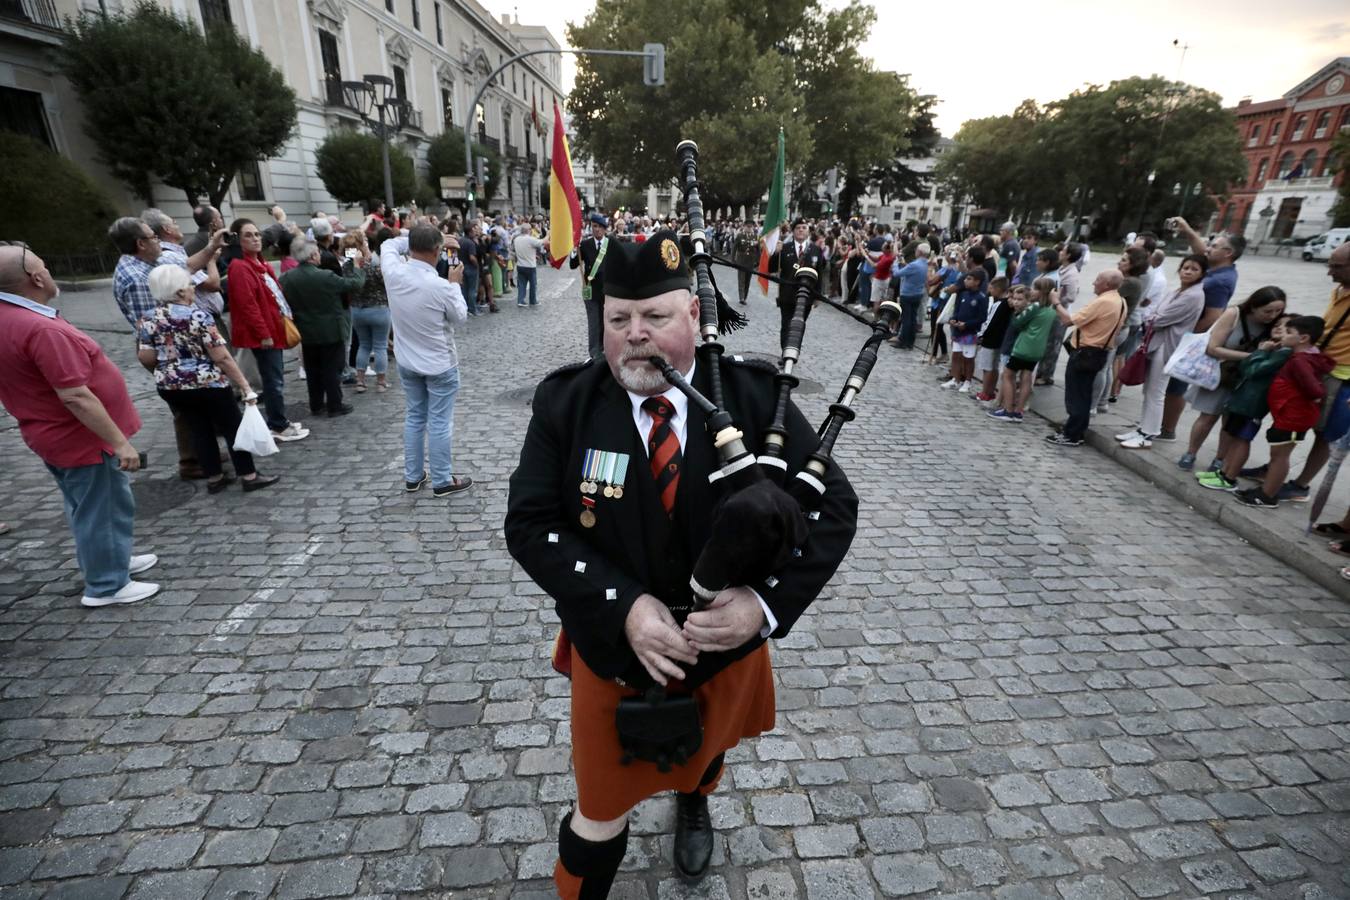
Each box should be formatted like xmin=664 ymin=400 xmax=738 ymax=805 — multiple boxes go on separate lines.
xmin=643 ymin=396 xmax=682 ymax=515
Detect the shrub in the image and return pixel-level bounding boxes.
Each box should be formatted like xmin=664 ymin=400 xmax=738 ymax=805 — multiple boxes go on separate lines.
xmin=0 ymin=133 xmax=119 ymax=262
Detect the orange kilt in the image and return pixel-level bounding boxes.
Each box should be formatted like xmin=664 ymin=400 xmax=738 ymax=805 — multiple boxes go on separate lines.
xmin=570 ymin=643 xmax=776 ymax=821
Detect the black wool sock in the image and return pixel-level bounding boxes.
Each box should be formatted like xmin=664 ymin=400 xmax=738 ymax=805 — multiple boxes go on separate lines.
xmin=556 ymin=811 xmax=629 ymax=900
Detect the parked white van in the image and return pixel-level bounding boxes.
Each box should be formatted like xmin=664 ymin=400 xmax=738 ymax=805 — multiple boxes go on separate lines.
xmin=1304 ymin=228 xmax=1350 ymax=261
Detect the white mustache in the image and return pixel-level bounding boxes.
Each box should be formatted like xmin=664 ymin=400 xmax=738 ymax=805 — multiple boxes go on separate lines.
xmin=618 ymin=346 xmax=657 ymax=364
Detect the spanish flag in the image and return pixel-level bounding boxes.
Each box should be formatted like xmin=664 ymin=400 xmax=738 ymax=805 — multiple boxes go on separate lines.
xmin=547 ymin=100 xmax=581 ymax=269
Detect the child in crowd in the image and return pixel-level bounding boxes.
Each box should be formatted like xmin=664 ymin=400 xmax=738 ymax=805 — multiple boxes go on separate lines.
xmin=974 ymin=276 xmax=1013 ymax=401
xmin=927 ymin=251 xmax=963 ymax=365
xmin=871 ymin=241 xmax=896 ymax=314
xmin=990 ymin=277 xmax=1058 ymax=423
xmin=1198 ymin=314 xmax=1293 ymax=492
xmin=1236 ymin=315 xmax=1333 ymax=508
xmin=941 ymin=269 xmax=989 ymax=393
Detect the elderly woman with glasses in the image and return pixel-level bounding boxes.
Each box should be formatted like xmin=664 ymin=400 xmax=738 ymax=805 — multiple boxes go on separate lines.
xmin=139 ymin=265 xmax=279 ymax=494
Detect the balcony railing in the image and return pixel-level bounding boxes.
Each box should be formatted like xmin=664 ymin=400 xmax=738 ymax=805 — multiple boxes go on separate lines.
xmin=1263 ymin=175 xmax=1334 ymax=192
xmin=0 ymin=0 xmax=60 ymax=29
xmin=479 ymin=135 xmax=500 ymax=153
xmin=505 ymin=143 xmax=520 ymax=160
xmin=324 ymin=78 xmax=348 ymax=108
xmin=401 ymin=108 xmax=423 ymax=132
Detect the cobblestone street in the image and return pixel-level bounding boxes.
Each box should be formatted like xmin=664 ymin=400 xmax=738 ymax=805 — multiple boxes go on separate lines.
xmin=1 ymin=262 xmax=1348 ymax=899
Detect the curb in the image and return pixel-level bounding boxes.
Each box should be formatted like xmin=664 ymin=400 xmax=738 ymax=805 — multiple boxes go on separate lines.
xmin=56 ymin=277 xmax=114 ymax=292
xmin=1027 ymin=406 xmax=1350 ymax=602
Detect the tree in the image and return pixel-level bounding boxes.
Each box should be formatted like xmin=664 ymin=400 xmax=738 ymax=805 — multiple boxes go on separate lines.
xmin=314 ymin=130 xmax=417 ymax=207
xmin=0 ymin=133 xmax=118 ymax=260
xmin=58 ymin=2 xmax=296 ymax=208
xmin=867 ymin=92 xmax=940 ymax=208
xmin=426 ymin=126 xmax=502 ymax=203
xmin=1329 ymin=131 xmax=1350 ymax=228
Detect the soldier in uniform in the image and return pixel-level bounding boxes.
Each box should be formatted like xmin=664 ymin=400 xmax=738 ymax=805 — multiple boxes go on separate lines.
xmin=732 ymin=221 xmax=760 ymax=305
xmin=506 ymin=230 xmax=858 ymax=896
xmin=569 ymin=212 xmax=611 ymax=358
xmin=768 ymin=217 xmax=827 ymax=349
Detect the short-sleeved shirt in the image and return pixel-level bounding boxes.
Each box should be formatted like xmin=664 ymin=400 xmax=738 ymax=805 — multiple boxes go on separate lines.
xmin=137 ymin=303 xmax=230 ymax=390
xmin=458 ymin=235 xmax=479 ymax=271
xmin=1069 ymin=290 xmax=1128 ymax=350
xmin=0 ymin=293 xmax=141 ymax=468
xmin=1000 ymin=238 xmax=1020 ymax=276
xmin=1202 ymin=264 xmax=1238 ymax=310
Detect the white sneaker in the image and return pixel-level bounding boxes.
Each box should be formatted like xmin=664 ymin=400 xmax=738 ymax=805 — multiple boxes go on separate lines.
xmin=129 ymin=553 xmax=158 ymax=575
xmin=957 ymin=381 xmax=970 ymax=393
xmin=297 ymin=366 xmax=307 ymax=381
xmin=271 ymin=424 xmax=310 ymax=442
xmin=941 ymin=378 xmax=959 ymax=389
xmin=1115 ymin=428 xmax=1142 ymax=443
xmin=82 ymin=580 xmax=159 ymax=608
xmin=365 ymin=366 xmax=376 ymax=376
xmin=1121 ymin=434 xmax=1153 ymax=449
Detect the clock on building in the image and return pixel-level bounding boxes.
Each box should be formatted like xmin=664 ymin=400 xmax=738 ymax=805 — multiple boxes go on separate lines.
xmin=1327 ymin=75 xmax=1345 ymax=96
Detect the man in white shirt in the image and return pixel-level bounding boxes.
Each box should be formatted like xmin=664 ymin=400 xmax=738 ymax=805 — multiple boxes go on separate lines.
xmin=512 ymin=226 xmax=549 ymax=308
xmin=381 ymin=224 xmax=471 ymax=497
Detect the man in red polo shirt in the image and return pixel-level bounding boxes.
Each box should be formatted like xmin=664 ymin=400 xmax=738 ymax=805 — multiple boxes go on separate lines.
xmin=0 ymin=243 xmax=160 ymax=608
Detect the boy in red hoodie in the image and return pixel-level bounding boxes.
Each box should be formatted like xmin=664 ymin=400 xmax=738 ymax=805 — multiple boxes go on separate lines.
xmin=1236 ymin=315 xmax=1333 ymax=508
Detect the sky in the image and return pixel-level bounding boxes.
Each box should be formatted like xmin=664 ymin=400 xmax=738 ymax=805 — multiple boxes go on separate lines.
xmin=489 ymin=0 xmax=1348 ymax=137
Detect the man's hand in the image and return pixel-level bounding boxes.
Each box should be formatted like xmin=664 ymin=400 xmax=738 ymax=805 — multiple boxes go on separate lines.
xmin=445 ymin=262 xmax=464 ymax=284
xmin=260 ymin=338 xmax=275 ymax=349
xmin=625 ymin=594 xmax=698 ymax=686
xmin=209 ymin=228 xmax=229 ymax=250
xmin=114 ymin=440 xmax=140 ymax=471
xmin=682 ymin=587 xmax=765 ymax=653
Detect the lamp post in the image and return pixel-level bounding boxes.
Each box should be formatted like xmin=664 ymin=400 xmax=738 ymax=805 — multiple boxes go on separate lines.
xmin=342 ymin=75 xmax=411 ymax=211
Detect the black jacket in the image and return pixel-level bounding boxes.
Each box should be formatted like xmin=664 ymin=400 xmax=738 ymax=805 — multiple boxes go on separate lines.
xmin=505 ymin=355 xmax=858 ymax=687
xmin=770 ymin=240 xmax=827 ymax=307
xmin=569 ymin=235 xmax=608 ymax=301
xmin=979 ymin=299 xmax=1014 ymax=349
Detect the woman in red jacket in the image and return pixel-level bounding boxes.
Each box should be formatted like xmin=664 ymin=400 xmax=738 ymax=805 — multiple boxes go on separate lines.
xmin=227 ymin=220 xmax=309 ymax=442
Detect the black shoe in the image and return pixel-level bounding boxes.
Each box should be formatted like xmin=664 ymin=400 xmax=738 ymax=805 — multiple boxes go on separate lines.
xmin=310 ymin=406 xmax=324 ymax=416
xmin=432 ymin=477 xmax=473 ymax=497
xmin=207 ymin=475 xmax=236 ymax=495
xmin=328 ymin=404 xmax=355 ymax=417
xmin=673 ymin=791 xmax=713 ymax=882
xmin=241 ymin=474 xmax=280 ymax=493
xmin=405 ymin=473 xmax=428 ymax=493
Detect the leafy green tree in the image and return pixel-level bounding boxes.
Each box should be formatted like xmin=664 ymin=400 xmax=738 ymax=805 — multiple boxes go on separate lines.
xmin=866 ymin=91 xmax=941 ymax=209
xmin=58 ymin=1 xmax=296 ymax=208
xmin=314 ymin=130 xmax=417 ymax=207
xmin=1328 ymin=131 xmax=1350 ymax=227
xmin=426 ymin=127 xmax=502 ymax=203
xmin=0 ymin=133 xmax=118 ymax=259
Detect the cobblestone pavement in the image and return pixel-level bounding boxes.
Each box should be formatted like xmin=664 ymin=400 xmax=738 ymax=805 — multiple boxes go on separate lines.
xmin=1 ymin=262 xmax=1348 ymax=900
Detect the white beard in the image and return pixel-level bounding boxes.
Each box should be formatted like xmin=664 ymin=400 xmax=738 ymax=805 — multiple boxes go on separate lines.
xmin=613 ymin=346 xmax=670 ymax=394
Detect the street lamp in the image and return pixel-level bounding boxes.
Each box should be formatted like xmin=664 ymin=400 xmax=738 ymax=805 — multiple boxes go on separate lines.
xmin=343 ymin=75 xmax=411 ymax=211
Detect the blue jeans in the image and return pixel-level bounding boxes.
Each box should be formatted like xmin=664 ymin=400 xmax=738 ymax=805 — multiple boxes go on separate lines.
xmin=251 ymin=347 xmax=288 ymax=431
xmin=46 ymin=453 xmax=134 ymax=598
xmin=898 ymin=294 xmax=923 ymax=348
xmin=399 ymin=363 xmax=460 ymax=486
xmin=516 ymin=266 xmax=538 ymax=306
xmin=857 ymin=273 xmax=872 ymax=307
xmin=463 ymin=268 xmax=480 ymax=315
xmin=351 ymin=306 xmax=391 ymax=375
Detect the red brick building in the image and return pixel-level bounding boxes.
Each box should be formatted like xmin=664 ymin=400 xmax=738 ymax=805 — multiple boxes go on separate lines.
xmin=1212 ymin=57 xmax=1349 ymax=244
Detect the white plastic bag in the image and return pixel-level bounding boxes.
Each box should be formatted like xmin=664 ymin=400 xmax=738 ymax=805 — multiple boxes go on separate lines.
xmin=1163 ymin=330 xmax=1220 ymax=390
xmin=935 ymin=295 xmax=956 ymax=325
xmin=233 ymin=403 xmax=279 ymax=457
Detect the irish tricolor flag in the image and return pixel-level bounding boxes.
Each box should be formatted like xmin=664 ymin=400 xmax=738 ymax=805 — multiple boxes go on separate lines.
xmin=547 ymin=100 xmax=581 ymax=269
xmin=757 ymin=128 xmax=787 ymax=294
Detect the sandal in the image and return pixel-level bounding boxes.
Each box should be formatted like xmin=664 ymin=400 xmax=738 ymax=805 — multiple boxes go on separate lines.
xmin=1342 ymin=567 xmax=1350 ymax=582
xmin=354 ymin=382 xmax=367 ymax=393
xmin=1328 ymin=540 xmax=1350 ymax=558
xmin=1314 ymin=522 xmax=1349 ymax=536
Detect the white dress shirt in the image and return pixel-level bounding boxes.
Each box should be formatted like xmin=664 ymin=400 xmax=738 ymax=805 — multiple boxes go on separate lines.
xmin=623 ymin=360 xmax=777 ymax=637
xmin=381 ymin=235 xmax=467 ymax=375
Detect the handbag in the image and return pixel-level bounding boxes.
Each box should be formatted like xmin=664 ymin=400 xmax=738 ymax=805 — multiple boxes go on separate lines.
xmin=614 ymin=686 xmax=703 ymax=773
xmin=1164 ymin=330 xmax=1220 ymax=390
xmin=935 ymin=295 xmax=956 ymax=325
xmin=233 ymin=402 xmax=279 ymax=457
xmin=1117 ymin=324 xmax=1153 ymax=387
xmin=281 ymin=316 xmax=301 ymax=349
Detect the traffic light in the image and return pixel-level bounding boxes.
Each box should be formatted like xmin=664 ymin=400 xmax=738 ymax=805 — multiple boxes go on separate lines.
xmin=643 ymin=43 xmax=665 ymax=86
xmin=475 ymin=155 xmax=488 ymax=189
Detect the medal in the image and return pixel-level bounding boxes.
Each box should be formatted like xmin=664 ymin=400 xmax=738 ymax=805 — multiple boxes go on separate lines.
xmin=580 ymin=495 xmax=596 ymax=528
xmin=610 ymin=452 xmax=629 ymax=500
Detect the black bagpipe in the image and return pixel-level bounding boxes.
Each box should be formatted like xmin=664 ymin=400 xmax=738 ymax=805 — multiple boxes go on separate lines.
xmin=652 ymin=139 xmax=899 ymax=607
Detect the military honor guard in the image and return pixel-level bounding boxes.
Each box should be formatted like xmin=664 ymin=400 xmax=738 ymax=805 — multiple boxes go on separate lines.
xmin=506 ymin=231 xmax=859 ymax=896
xmin=569 ymin=212 xmax=611 ymax=358
xmin=732 ymin=222 xmax=760 ymax=305
xmin=768 ymin=217 xmax=827 ymax=350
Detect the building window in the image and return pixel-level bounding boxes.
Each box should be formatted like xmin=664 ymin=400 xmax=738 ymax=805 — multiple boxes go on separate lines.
xmin=1254 ymin=158 xmax=1268 ymax=184
xmin=1275 ymin=151 xmax=1295 ymax=179
xmin=434 ymin=2 xmax=443 ymax=45
xmin=475 ymin=103 xmax=486 ymax=143
xmin=238 ymin=160 xmax=265 ymax=201
xmin=441 ymin=87 xmax=453 ymax=127
xmin=199 ymin=0 xmax=231 ymax=27
xmin=1292 ymin=115 xmax=1307 ymax=140
xmin=385 ymin=0 xmax=394 ymax=11
xmin=1268 ymin=121 xmax=1281 ymax=144
xmin=1299 ymin=150 xmax=1318 ymax=178
xmin=411 ymin=0 xmax=420 ymax=30
xmin=392 ymin=65 xmax=407 ymax=101
xmin=1315 ymin=110 xmax=1331 ymax=139
xmin=318 ymin=29 xmax=342 ymax=105
xmin=1325 ymin=150 xmax=1340 ymax=177
xmin=1247 ymin=123 xmax=1260 ymax=147
xmin=0 ymin=86 xmax=53 ymax=149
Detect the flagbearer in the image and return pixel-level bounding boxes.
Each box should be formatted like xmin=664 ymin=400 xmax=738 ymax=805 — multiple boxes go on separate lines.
xmin=767 ymin=217 xmax=826 ymax=350
xmin=570 ymin=213 xmax=610 ymax=358
xmin=506 ymin=231 xmax=858 ymax=895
